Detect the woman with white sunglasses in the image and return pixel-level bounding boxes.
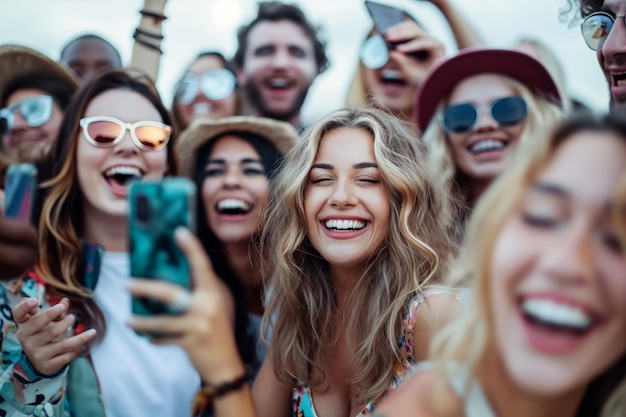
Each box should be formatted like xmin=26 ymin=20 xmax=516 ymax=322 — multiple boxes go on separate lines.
xmin=0 ymin=71 xmax=213 ymax=417
xmin=415 ymin=47 xmax=564 ymax=245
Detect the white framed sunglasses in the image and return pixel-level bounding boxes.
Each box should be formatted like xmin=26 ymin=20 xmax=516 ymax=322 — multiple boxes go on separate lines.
xmin=174 ymin=68 xmax=237 ymax=105
xmin=0 ymin=95 xmax=53 ymax=134
xmin=79 ymin=116 xmax=171 ymax=151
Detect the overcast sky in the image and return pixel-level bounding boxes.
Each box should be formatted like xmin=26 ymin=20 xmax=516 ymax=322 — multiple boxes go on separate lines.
xmin=0 ymin=0 xmax=608 ymax=125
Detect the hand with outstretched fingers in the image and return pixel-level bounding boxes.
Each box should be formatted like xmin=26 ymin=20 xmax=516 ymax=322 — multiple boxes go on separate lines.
xmin=0 ymin=217 xmax=38 ymax=279
xmin=14 ymin=297 xmax=97 ymax=376
xmin=127 ymin=227 xmax=246 ymax=385
xmin=385 ymin=20 xmax=446 ymax=70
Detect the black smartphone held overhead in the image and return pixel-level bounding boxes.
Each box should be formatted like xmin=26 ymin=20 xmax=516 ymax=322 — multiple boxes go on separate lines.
xmin=365 ymin=1 xmax=406 ymax=39
xmin=128 ymin=177 xmax=196 ymax=317
xmin=3 ymin=163 xmax=37 ymax=223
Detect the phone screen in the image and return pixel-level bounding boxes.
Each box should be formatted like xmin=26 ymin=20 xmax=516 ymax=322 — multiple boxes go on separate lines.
xmin=4 ymin=164 xmax=37 ymax=223
xmin=364 ymin=1 xmax=405 ymax=37
xmin=128 ymin=177 xmax=196 ymax=316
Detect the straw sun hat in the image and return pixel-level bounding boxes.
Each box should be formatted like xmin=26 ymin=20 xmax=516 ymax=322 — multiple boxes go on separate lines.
xmin=176 ymin=115 xmax=299 ymax=178
xmin=0 ymin=44 xmax=80 ymax=103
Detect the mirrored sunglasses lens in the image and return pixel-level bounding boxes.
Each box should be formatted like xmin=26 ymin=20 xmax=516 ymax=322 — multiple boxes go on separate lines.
xmin=134 ymin=124 xmax=170 ymax=150
xmin=582 ymin=14 xmax=613 ymax=50
xmin=200 ymin=69 xmax=236 ymax=100
xmin=175 ymin=75 xmax=198 ymax=105
xmin=491 ymin=96 xmax=527 ymax=126
xmin=21 ymin=96 xmax=52 ymax=127
xmin=442 ymin=104 xmax=477 ymax=133
xmin=86 ymin=120 xmax=123 ymax=145
xmin=360 ymin=35 xmax=389 ymax=69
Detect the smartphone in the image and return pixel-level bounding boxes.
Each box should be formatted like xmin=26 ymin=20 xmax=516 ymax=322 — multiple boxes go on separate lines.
xmin=128 ymin=177 xmax=196 ymax=316
xmin=3 ymin=163 xmax=37 ymax=223
xmin=364 ymin=1 xmax=405 ymax=39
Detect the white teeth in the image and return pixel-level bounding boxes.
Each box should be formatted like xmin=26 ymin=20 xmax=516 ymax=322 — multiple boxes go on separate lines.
xmin=269 ymin=78 xmax=289 ymax=88
xmin=104 ymin=166 xmax=142 ymax=177
xmin=470 ymin=140 xmax=505 ymax=153
xmin=325 ymin=219 xmax=366 ymax=230
xmin=522 ymin=298 xmax=592 ymax=330
xmin=381 ymin=69 xmax=404 ymax=82
xmin=217 ymin=199 xmax=250 ymax=211
xmin=191 ymin=102 xmax=214 ymax=116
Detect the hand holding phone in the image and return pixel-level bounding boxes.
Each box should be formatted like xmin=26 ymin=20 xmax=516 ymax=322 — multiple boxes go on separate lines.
xmin=128 ymin=177 xmax=196 ymax=316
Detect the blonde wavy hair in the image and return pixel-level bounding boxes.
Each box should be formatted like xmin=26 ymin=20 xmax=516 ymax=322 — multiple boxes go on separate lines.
xmin=261 ymin=107 xmax=455 ymax=403
xmin=36 ymin=71 xmax=177 ymax=340
xmin=431 ymin=112 xmax=626 ymax=417
xmin=422 ymin=76 xmax=563 ymax=244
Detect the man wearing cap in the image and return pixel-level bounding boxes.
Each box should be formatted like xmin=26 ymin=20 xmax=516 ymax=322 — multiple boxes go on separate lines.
xmin=233 ymin=1 xmax=329 ymax=132
xmin=572 ymin=0 xmax=626 ymax=109
xmin=0 ymin=45 xmax=79 ymax=159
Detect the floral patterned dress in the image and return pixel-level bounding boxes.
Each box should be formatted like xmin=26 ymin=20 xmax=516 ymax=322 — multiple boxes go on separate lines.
xmin=292 ymin=290 xmax=458 ymax=417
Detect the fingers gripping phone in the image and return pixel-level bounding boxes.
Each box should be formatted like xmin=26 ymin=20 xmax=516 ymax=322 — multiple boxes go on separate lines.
xmin=3 ymin=163 xmax=37 ymax=223
xmin=365 ymin=1 xmax=406 ymax=40
xmin=129 ymin=177 xmax=196 ymax=316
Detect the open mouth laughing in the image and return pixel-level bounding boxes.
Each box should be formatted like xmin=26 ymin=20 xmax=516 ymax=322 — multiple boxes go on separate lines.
xmin=216 ymin=198 xmax=253 ymax=216
xmin=103 ymin=165 xmax=143 ymax=187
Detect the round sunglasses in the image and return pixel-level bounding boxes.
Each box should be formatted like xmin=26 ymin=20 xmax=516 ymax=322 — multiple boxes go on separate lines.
xmin=440 ymin=96 xmax=528 ymax=134
xmin=0 ymin=95 xmax=53 ymax=134
xmin=174 ymin=68 xmax=237 ymax=105
xmin=79 ymin=116 xmax=171 ymax=151
xmin=581 ymin=11 xmax=625 ymax=50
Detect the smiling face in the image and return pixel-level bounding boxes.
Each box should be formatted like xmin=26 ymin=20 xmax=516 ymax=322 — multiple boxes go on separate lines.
xmin=361 ymin=21 xmax=439 ymax=118
xmin=490 ymin=130 xmax=626 ymax=397
xmin=76 ymin=89 xmax=169 ymax=222
xmin=238 ymin=19 xmax=319 ymax=121
xmin=597 ymin=0 xmax=626 ymax=109
xmin=176 ymin=55 xmax=238 ymax=126
xmin=445 ymin=74 xmax=526 ymax=185
xmin=304 ymin=127 xmax=390 ymax=277
xmin=201 ymin=134 xmax=270 ymax=245
xmin=1 ymin=89 xmax=64 ymax=157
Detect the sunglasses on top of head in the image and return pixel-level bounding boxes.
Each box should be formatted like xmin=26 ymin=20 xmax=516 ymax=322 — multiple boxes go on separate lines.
xmin=79 ymin=116 xmax=171 ymax=151
xmin=174 ymin=68 xmax=237 ymax=105
xmin=581 ymin=11 xmax=625 ymax=50
xmin=440 ymin=96 xmax=528 ymax=134
xmin=0 ymin=95 xmax=53 ymax=134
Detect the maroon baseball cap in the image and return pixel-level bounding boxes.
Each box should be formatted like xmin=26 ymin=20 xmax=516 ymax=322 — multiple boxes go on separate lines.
xmin=413 ymin=47 xmax=562 ymax=134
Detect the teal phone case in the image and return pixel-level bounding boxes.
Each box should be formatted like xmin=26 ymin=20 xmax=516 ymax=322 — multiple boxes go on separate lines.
xmin=128 ymin=177 xmax=196 ymax=316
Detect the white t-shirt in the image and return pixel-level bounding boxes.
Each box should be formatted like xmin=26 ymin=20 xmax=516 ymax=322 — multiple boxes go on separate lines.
xmin=91 ymin=252 xmax=200 ymax=417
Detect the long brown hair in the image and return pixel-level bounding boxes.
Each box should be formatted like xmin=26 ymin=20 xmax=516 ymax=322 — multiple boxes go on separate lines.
xmin=36 ymin=70 xmax=177 ymax=341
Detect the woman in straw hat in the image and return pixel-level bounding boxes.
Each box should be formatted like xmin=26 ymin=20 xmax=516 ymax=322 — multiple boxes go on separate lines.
xmin=0 ymin=44 xmax=79 ymax=159
xmin=415 ymin=47 xmax=564 ymax=245
xmin=375 ymin=111 xmax=626 ymax=417
xmin=175 ymin=115 xmax=298 ymax=378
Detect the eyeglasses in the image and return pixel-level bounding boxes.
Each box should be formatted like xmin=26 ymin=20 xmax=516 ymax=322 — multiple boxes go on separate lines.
xmin=360 ymin=35 xmax=390 ymax=69
xmin=440 ymin=96 xmax=528 ymax=134
xmin=79 ymin=116 xmax=171 ymax=151
xmin=581 ymin=12 xmax=626 ymax=50
xmin=0 ymin=95 xmax=53 ymax=134
xmin=174 ymin=69 xmax=237 ymax=105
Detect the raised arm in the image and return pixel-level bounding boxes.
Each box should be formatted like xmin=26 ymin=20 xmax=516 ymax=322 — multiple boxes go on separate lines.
xmin=426 ymin=0 xmax=483 ymax=49
xmin=128 ymin=0 xmax=169 ymax=83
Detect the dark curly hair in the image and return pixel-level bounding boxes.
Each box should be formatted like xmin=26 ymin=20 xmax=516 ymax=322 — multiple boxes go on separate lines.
xmin=233 ymin=1 xmax=330 ymax=74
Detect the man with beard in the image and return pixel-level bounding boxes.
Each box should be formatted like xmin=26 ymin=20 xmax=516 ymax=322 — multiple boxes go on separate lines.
xmin=573 ymin=0 xmax=626 ymax=110
xmin=234 ymin=1 xmax=329 ymax=131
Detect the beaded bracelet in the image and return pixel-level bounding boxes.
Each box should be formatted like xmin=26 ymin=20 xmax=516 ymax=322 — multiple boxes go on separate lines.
xmin=192 ymin=371 xmax=250 ymax=416
xmin=133 ymin=29 xmax=163 ymax=53
xmin=140 ymin=8 xmax=167 ymax=23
